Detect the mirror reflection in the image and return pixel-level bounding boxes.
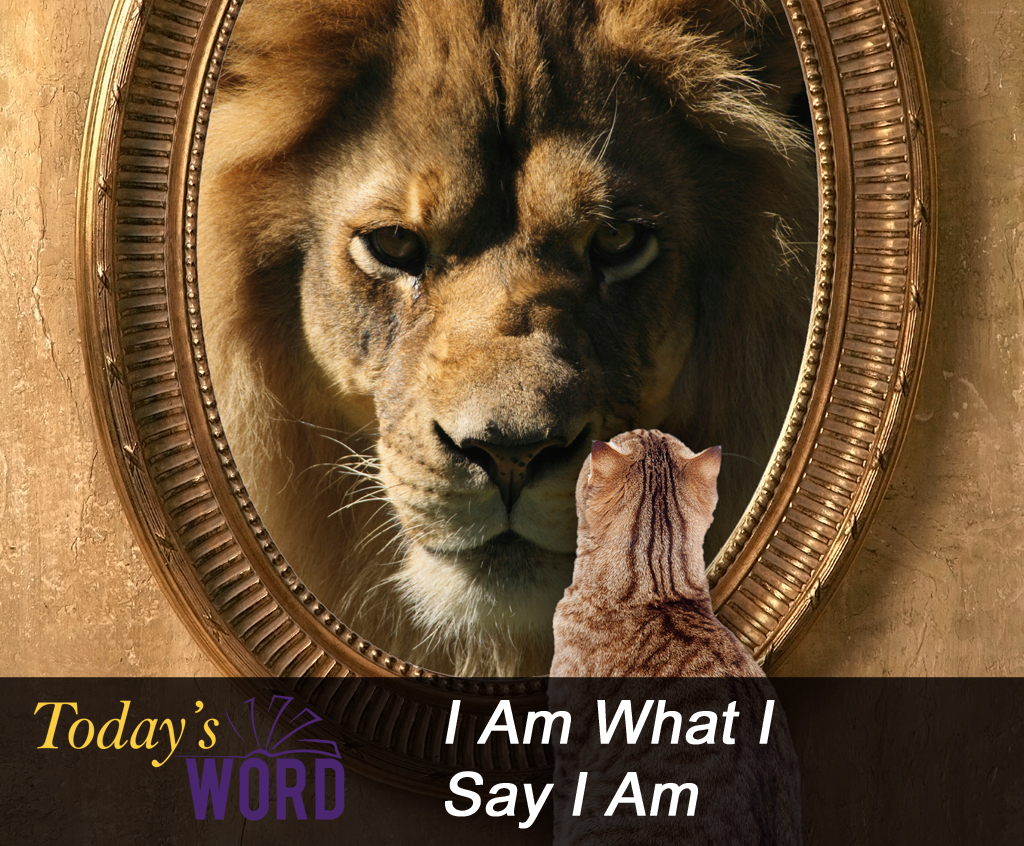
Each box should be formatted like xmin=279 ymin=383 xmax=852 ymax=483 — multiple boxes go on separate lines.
xmin=197 ymin=0 xmax=817 ymax=676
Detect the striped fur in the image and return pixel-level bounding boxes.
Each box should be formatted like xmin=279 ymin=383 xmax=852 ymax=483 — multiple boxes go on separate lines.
xmin=549 ymin=429 xmax=802 ymax=843
xmin=550 ymin=429 xmax=763 ymax=677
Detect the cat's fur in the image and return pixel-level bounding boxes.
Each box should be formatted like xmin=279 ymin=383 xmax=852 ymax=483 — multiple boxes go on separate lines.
xmin=549 ymin=429 xmax=801 ymax=843
xmin=551 ymin=429 xmax=762 ymax=677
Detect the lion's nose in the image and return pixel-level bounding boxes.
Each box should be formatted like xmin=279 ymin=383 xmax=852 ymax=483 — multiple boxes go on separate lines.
xmin=437 ymin=424 xmax=589 ymax=510
xmin=461 ymin=437 xmax=561 ymax=510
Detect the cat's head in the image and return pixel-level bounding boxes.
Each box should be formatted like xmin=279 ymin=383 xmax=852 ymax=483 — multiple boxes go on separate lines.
xmin=579 ymin=429 xmax=721 ymax=518
xmin=575 ymin=429 xmax=722 ymax=599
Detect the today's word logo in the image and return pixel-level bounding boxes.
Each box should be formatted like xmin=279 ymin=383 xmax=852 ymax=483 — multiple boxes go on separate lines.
xmin=185 ymin=696 xmax=344 ymax=821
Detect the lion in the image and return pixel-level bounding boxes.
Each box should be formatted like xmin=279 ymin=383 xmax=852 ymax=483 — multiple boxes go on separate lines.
xmin=198 ymin=0 xmax=816 ymax=676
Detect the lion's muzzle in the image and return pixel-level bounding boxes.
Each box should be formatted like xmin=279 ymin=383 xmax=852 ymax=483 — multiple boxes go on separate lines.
xmin=435 ymin=421 xmax=590 ymax=510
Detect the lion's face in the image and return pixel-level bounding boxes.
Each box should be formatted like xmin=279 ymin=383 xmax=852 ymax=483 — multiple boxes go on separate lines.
xmin=201 ymin=0 xmax=815 ymax=674
xmin=294 ymin=25 xmax=757 ymax=634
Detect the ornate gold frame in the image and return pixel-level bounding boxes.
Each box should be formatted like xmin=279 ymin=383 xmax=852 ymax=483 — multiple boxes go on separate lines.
xmin=77 ymin=0 xmax=935 ymax=788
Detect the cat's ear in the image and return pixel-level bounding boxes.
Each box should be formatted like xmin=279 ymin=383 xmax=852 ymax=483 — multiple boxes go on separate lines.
xmin=686 ymin=445 xmax=722 ymax=505
xmin=589 ymin=440 xmax=631 ymax=483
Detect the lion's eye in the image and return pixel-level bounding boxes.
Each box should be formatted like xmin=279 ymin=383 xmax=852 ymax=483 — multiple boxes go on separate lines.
xmin=592 ymin=222 xmax=639 ymax=258
xmin=367 ymin=227 xmax=425 ymax=271
xmin=589 ymin=222 xmax=658 ymax=283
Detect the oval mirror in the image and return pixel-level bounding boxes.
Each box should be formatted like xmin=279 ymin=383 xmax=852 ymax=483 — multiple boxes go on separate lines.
xmin=77 ymin=0 xmax=935 ymax=789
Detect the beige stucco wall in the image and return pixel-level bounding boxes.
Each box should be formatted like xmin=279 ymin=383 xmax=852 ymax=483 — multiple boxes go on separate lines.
xmin=2 ymin=0 xmax=1020 ymax=684
xmin=779 ymin=1 xmax=1024 ymax=676
xmin=1 ymin=0 xmax=210 ymax=675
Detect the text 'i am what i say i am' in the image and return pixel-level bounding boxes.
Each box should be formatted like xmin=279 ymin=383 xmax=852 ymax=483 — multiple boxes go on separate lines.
xmin=443 ymin=698 xmax=779 ymax=829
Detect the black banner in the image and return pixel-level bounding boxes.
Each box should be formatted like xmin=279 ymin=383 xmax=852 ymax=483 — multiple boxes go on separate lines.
xmin=3 ymin=678 xmax=1022 ymax=843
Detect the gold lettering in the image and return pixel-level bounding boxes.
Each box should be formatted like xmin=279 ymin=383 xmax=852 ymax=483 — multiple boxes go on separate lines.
xmin=69 ymin=718 xmax=95 ymax=749
xmin=130 ymin=718 xmax=158 ymax=751
xmin=152 ymin=718 xmax=185 ymax=767
xmin=97 ymin=700 xmax=131 ymax=750
xmin=199 ymin=718 xmax=219 ymax=750
xmin=34 ymin=702 xmax=78 ymax=749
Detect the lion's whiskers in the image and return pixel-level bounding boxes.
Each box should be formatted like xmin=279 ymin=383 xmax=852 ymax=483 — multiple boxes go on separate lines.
xmin=355 ymin=516 xmax=405 ymax=556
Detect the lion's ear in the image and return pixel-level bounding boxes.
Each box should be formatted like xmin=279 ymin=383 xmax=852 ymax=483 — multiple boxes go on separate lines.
xmin=598 ymin=0 xmax=807 ymax=152
xmin=720 ymin=1 xmax=808 ymax=122
xmin=676 ymin=0 xmax=806 ymax=119
xmin=210 ymin=0 xmax=399 ymax=168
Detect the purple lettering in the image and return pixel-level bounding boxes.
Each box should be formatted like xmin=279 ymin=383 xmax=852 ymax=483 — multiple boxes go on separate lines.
xmin=315 ymin=758 xmax=345 ymax=820
xmin=276 ymin=758 xmax=307 ymax=820
xmin=186 ymin=758 xmax=233 ymax=821
xmin=239 ymin=758 xmax=270 ymax=820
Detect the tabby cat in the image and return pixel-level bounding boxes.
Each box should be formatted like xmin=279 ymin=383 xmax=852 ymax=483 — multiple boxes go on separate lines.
xmin=548 ymin=429 xmax=801 ymax=843
xmin=551 ymin=429 xmax=762 ymax=677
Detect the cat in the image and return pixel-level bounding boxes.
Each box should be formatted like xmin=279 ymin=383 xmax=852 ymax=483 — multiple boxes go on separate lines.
xmin=548 ymin=429 xmax=801 ymax=844
xmin=551 ymin=429 xmax=762 ymax=677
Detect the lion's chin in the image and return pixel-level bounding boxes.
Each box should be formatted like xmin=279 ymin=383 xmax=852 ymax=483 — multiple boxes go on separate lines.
xmin=393 ymin=532 xmax=574 ymax=675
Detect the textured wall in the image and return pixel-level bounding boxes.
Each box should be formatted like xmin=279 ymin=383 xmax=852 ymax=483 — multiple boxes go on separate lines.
xmin=1 ymin=0 xmax=210 ymax=675
xmin=778 ymin=0 xmax=1024 ymax=675
xmin=1 ymin=1 xmax=1018 ymax=681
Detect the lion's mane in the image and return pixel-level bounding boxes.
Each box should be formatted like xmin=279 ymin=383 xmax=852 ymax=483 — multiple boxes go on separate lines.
xmin=198 ymin=0 xmax=816 ymax=675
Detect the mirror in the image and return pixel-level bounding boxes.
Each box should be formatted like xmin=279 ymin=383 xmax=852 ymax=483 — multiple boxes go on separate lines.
xmin=78 ymin=0 xmax=934 ymax=786
xmin=196 ymin=0 xmax=819 ymax=677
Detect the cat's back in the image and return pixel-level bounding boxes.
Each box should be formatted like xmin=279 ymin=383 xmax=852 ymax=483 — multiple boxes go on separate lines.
xmin=552 ymin=596 xmax=764 ymax=678
xmin=549 ymin=430 xmax=802 ymax=843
